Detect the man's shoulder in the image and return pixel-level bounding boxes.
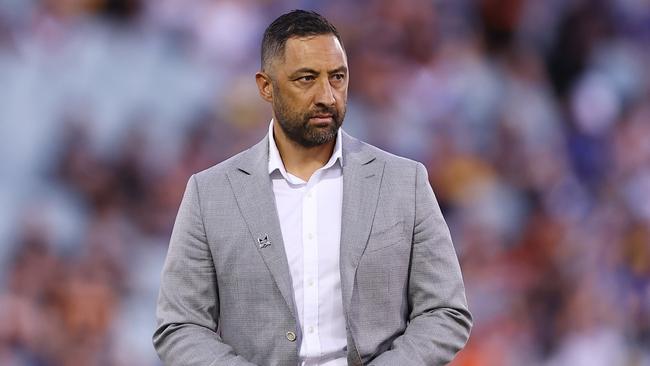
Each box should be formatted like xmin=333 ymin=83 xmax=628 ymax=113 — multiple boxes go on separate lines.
xmin=192 ymin=143 xmax=260 ymax=187
xmin=344 ymin=132 xmax=422 ymax=170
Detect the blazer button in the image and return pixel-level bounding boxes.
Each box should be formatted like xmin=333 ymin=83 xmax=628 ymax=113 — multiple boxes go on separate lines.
xmin=286 ymin=331 xmax=296 ymax=342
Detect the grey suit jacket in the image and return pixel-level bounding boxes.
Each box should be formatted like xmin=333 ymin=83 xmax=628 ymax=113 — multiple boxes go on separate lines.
xmin=153 ymin=131 xmax=472 ymax=366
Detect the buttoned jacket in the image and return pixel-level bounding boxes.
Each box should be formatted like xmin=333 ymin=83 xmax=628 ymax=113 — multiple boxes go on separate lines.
xmin=153 ymin=131 xmax=472 ymax=366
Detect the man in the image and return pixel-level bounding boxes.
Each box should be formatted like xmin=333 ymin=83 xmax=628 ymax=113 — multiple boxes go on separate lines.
xmin=154 ymin=10 xmax=471 ymax=366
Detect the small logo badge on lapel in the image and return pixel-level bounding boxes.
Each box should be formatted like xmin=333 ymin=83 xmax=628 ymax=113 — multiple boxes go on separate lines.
xmin=258 ymin=234 xmax=271 ymax=249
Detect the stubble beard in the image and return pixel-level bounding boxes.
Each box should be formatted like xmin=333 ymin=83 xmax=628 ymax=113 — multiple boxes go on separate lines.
xmin=272 ymin=87 xmax=345 ymax=148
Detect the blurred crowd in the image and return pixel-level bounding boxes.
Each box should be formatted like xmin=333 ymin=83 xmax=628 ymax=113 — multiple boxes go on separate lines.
xmin=1 ymin=0 xmax=649 ymax=365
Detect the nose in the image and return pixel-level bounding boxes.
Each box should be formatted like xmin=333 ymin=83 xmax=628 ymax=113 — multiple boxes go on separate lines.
xmin=314 ymin=79 xmax=336 ymax=107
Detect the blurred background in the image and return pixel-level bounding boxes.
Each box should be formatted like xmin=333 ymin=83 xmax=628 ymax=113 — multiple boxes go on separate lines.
xmin=1 ymin=0 xmax=649 ymax=365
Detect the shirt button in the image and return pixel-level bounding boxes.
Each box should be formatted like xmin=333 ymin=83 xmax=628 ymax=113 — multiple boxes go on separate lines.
xmin=286 ymin=331 xmax=296 ymax=342
xmin=307 ymin=233 xmax=313 ymax=240
xmin=307 ymin=326 xmax=314 ymax=334
xmin=306 ymin=192 xmax=312 ymax=199
xmin=307 ymin=279 xmax=314 ymax=287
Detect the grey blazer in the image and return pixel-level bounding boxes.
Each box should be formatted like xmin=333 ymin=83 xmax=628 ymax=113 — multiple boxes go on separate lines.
xmin=153 ymin=131 xmax=472 ymax=366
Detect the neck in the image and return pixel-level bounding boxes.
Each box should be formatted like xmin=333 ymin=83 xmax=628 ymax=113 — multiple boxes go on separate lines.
xmin=272 ymin=120 xmax=336 ymax=182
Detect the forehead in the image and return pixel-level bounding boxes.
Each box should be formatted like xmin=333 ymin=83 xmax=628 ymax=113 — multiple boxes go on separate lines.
xmin=280 ymin=35 xmax=347 ymax=71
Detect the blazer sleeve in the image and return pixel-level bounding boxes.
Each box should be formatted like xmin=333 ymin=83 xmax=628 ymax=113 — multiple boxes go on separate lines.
xmin=369 ymin=162 xmax=472 ymax=366
xmin=153 ymin=175 xmax=257 ymax=366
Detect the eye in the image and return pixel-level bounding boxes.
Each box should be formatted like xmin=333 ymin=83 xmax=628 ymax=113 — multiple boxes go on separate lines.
xmin=298 ymin=75 xmax=316 ymax=82
xmin=330 ymin=73 xmax=346 ymax=85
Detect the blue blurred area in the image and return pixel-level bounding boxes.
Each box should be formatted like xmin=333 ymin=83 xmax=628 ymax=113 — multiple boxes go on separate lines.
xmin=0 ymin=0 xmax=649 ymax=365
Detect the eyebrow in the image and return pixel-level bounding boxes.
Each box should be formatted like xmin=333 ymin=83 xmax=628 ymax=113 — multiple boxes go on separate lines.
xmin=328 ymin=66 xmax=348 ymax=75
xmin=289 ymin=66 xmax=348 ymax=79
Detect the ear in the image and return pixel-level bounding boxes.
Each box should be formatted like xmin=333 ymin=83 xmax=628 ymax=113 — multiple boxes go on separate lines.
xmin=255 ymin=71 xmax=273 ymax=103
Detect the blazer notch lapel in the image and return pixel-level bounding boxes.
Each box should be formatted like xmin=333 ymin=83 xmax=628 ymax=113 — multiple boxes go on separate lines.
xmin=226 ymin=148 xmax=297 ymax=320
xmin=340 ymin=157 xmax=385 ymax=313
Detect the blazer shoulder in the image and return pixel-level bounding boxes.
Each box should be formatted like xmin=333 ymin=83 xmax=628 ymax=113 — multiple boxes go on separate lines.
xmin=192 ymin=147 xmax=254 ymax=187
xmin=348 ymin=134 xmax=421 ymax=170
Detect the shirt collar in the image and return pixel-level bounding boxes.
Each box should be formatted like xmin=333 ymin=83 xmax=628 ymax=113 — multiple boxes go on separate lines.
xmin=268 ymin=119 xmax=343 ymax=179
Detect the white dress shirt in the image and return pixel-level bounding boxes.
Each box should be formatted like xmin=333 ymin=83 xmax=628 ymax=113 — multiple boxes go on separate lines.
xmin=268 ymin=121 xmax=348 ymax=366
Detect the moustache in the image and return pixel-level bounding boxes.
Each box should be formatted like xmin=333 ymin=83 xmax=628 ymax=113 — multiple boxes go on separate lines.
xmin=307 ymin=106 xmax=338 ymax=119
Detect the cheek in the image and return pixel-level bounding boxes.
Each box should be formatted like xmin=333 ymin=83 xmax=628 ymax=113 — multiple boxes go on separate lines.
xmin=285 ymin=91 xmax=312 ymax=108
xmin=276 ymin=93 xmax=304 ymax=112
xmin=335 ymin=86 xmax=348 ymax=100
xmin=336 ymin=90 xmax=348 ymax=108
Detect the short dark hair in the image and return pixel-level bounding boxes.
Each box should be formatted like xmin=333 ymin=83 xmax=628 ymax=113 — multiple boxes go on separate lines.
xmin=261 ymin=10 xmax=342 ymax=71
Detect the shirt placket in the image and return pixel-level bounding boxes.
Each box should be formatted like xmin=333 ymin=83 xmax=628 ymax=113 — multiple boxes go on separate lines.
xmin=302 ymin=177 xmax=321 ymax=357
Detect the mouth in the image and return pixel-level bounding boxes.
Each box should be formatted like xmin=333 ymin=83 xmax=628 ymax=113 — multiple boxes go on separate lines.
xmin=309 ymin=114 xmax=334 ymax=125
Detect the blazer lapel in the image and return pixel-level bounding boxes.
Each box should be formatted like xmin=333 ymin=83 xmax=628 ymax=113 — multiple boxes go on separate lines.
xmin=226 ymin=136 xmax=297 ymax=319
xmin=339 ymin=132 xmax=385 ymax=315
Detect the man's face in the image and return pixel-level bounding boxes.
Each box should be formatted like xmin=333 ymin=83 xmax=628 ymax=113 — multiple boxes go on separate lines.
xmin=268 ymin=35 xmax=348 ymax=148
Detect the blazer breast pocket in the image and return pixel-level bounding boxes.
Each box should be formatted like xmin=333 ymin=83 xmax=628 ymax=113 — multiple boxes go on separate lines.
xmin=365 ymin=220 xmax=408 ymax=253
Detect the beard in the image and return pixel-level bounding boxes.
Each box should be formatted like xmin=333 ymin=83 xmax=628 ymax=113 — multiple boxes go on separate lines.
xmin=272 ymin=87 xmax=345 ymax=148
